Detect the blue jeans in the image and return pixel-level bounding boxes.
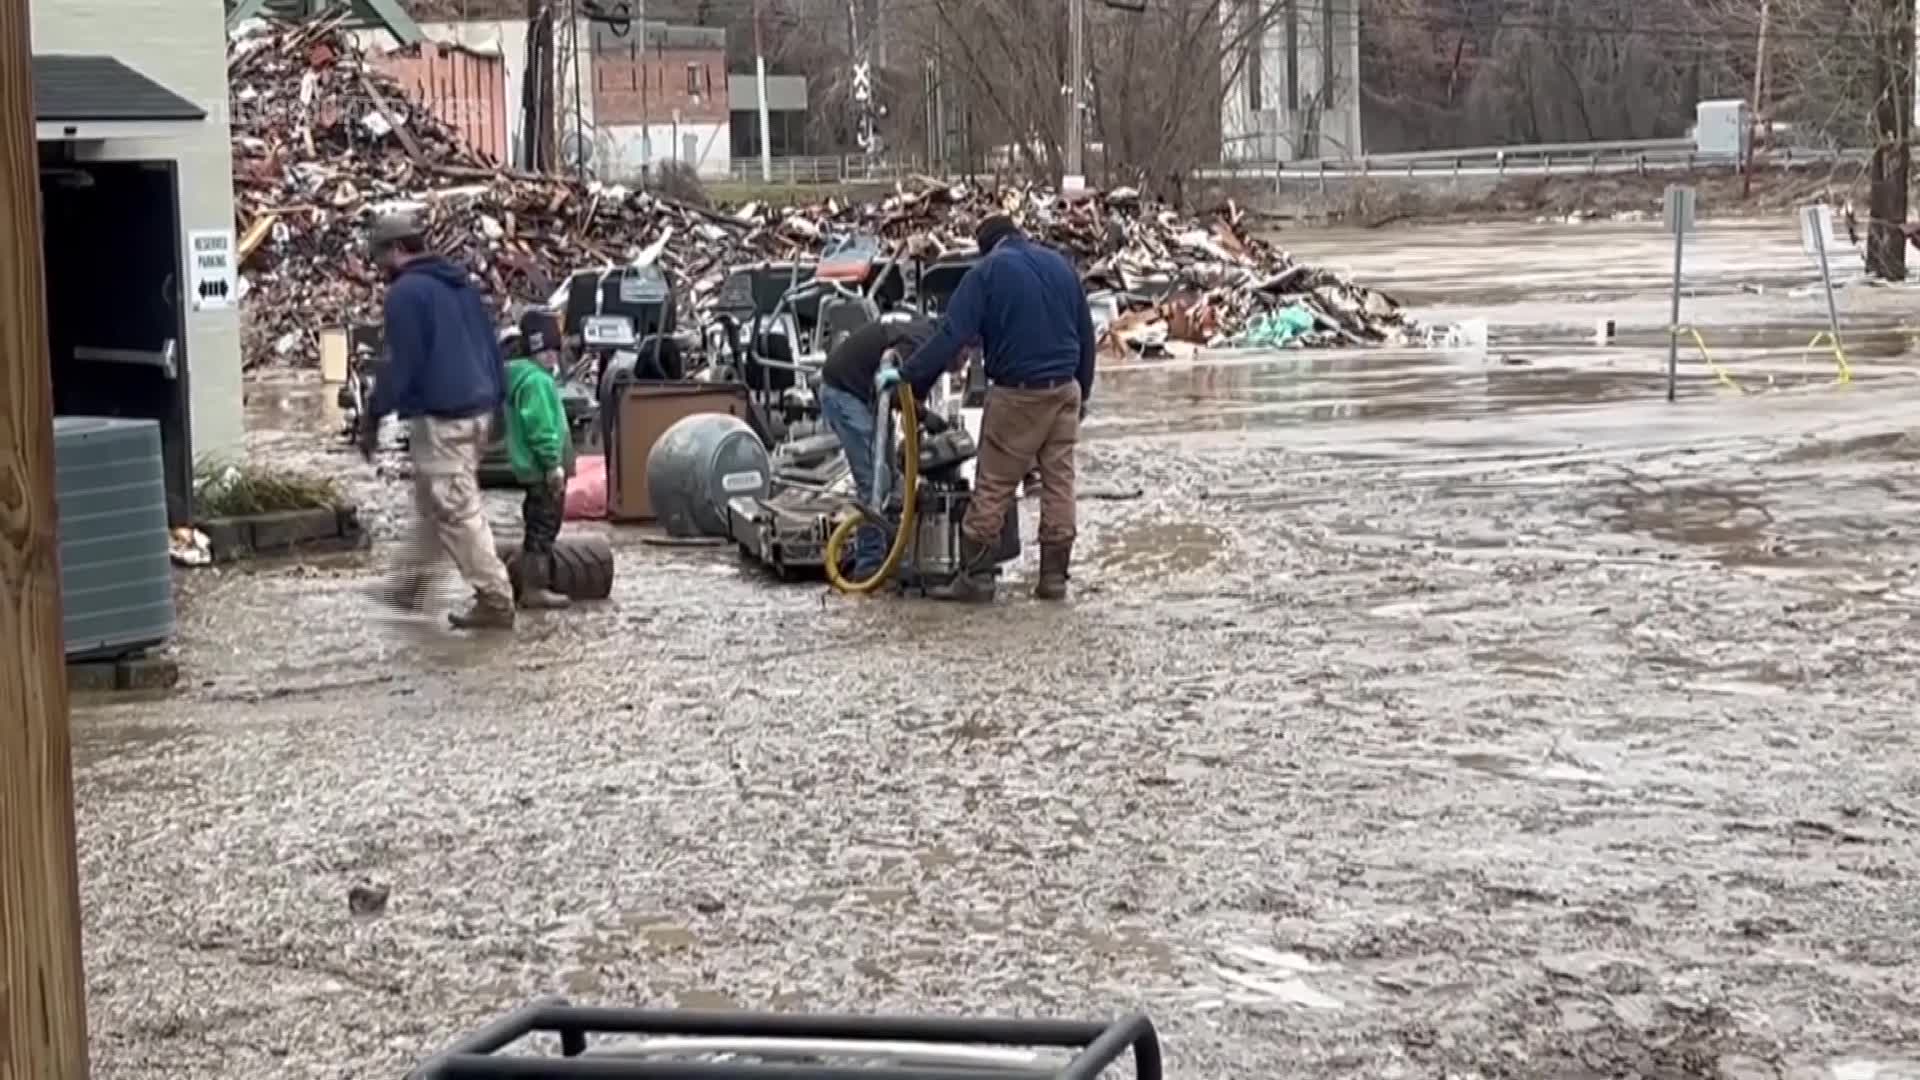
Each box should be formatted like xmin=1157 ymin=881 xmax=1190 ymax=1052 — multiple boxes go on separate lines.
xmin=820 ymin=384 xmax=889 ymax=572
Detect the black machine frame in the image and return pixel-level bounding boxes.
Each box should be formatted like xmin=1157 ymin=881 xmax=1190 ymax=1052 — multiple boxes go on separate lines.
xmin=408 ymin=998 xmax=1164 ymax=1080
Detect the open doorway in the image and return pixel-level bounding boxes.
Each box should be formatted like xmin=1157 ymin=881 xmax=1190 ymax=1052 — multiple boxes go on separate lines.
xmin=38 ymin=155 xmax=193 ymax=523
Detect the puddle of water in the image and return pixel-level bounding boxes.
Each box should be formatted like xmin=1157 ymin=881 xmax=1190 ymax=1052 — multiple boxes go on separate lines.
xmin=1095 ymin=521 xmax=1227 ymax=577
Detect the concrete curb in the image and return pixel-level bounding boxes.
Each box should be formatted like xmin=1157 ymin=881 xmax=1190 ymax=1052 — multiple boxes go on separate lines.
xmin=199 ymin=504 xmax=369 ymax=563
xmin=68 ymin=653 xmax=181 ymax=694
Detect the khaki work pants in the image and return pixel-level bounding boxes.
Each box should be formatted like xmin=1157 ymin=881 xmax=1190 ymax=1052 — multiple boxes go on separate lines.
xmin=964 ymin=381 xmax=1081 ymax=549
xmin=395 ymin=415 xmax=513 ymax=608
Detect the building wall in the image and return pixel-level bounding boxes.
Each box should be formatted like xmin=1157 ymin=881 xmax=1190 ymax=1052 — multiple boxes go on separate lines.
xmin=1221 ymin=0 xmax=1363 ymax=162
xmin=592 ymin=34 xmax=731 ymax=178
xmin=598 ymin=121 xmax=732 ymax=180
xmin=592 ymin=46 xmax=730 ymax=126
xmin=369 ymin=40 xmax=510 ymax=163
xmin=353 ymin=16 xmax=598 ymax=171
xmin=32 ymin=0 xmax=243 ymax=458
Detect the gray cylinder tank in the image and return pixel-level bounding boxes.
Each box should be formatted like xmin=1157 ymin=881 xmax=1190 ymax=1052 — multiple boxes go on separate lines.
xmin=646 ymin=413 xmax=771 ymax=538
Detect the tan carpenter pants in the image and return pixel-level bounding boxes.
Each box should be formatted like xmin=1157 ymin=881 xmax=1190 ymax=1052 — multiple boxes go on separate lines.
xmin=395 ymin=415 xmax=513 ymax=608
xmin=963 ymin=381 xmax=1081 ymax=548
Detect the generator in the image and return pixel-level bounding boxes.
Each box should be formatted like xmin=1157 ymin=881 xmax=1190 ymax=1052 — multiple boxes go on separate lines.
xmin=407 ymin=996 xmax=1165 ymax=1079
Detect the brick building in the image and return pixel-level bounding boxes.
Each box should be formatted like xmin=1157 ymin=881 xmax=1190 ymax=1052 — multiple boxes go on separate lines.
xmin=591 ymin=21 xmax=731 ymax=179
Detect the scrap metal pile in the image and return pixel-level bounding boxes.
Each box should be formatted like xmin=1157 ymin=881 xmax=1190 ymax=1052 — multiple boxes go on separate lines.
xmin=227 ymin=18 xmax=1411 ymax=369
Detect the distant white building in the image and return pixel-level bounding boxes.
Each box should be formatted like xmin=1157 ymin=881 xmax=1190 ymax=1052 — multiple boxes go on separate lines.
xmin=1220 ymin=0 xmax=1362 ymax=162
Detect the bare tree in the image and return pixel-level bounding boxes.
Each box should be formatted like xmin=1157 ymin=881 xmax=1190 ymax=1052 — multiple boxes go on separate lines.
xmin=1702 ymin=0 xmax=1914 ymax=277
xmin=1362 ymin=0 xmax=1727 ymax=151
xmin=878 ymin=0 xmax=1282 ymax=190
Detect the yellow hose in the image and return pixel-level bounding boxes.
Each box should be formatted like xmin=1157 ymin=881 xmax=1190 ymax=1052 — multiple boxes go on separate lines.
xmin=825 ymin=382 xmax=920 ymax=594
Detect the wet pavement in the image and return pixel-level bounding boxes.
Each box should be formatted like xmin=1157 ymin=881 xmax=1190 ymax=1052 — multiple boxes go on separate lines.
xmin=80 ymin=219 xmax=1920 ymax=1078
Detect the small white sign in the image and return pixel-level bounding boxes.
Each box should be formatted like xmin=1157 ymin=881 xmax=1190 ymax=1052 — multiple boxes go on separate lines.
xmin=187 ymin=229 xmax=236 ymax=311
xmin=1662 ymin=186 xmax=1697 ymax=235
xmin=1797 ymin=204 xmax=1837 ymax=257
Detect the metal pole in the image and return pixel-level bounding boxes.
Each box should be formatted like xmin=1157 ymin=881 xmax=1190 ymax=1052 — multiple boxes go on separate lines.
xmin=1667 ymin=221 xmax=1684 ymax=402
xmin=0 ymin=0 xmax=91 ymax=1068
xmin=753 ymin=0 xmax=772 ymax=181
xmin=1744 ymin=0 xmax=1770 ymax=200
xmin=1066 ymin=0 xmax=1085 ymax=180
xmin=1812 ymin=209 xmax=1845 ymax=350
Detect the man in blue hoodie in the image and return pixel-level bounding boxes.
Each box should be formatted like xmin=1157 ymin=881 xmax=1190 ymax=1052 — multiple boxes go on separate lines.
xmin=883 ymin=215 xmax=1095 ymax=603
xmin=360 ymin=212 xmax=517 ymax=630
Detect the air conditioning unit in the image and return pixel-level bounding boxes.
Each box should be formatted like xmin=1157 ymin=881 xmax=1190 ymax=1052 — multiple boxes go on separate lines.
xmin=53 ymin=417 xmax=175 ymax=660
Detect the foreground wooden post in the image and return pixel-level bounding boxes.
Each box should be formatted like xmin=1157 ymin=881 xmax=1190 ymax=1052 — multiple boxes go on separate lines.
xmin=0 ymin=0 xmax=92 ymax=1073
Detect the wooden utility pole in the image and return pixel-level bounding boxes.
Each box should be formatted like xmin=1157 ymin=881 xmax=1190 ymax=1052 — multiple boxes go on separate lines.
xmin=0 ymin=0 xmax=91 ymax=1073
xmin=1866 ymin=0 xmax=1916 ymax=280
xmin=1743 ymin=0 xmax=1770 ymax=200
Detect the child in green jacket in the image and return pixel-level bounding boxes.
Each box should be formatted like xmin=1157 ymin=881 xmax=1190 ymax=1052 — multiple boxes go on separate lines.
xmin=505 ymin=310 xmax=575 ymax=609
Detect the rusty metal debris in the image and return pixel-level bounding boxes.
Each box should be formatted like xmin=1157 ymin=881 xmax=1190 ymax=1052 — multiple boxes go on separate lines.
xmin=227 ymin=19 xmax=1412 ymax=370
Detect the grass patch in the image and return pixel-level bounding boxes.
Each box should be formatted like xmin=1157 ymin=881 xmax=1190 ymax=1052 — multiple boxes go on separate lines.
xmin=194 ymin=457 xmax=347 ymax=519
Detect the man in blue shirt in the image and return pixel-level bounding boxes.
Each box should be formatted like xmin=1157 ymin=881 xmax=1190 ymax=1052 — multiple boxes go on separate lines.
xmin=359 ymin=212 xmax=517 ymax=630
xmin=882 ymin=215 xmax=1096 ymax=602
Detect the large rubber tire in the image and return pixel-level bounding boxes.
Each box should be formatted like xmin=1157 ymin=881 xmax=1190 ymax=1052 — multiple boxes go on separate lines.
xmin=497 ymin=534 xmax=616 ymax=602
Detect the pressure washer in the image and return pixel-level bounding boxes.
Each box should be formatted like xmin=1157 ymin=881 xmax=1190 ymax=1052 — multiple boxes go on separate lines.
xmin=726 ymin=358 xmax=1018 ymax=593
xmin=819 ymin=362 xmax=1020 ymax=595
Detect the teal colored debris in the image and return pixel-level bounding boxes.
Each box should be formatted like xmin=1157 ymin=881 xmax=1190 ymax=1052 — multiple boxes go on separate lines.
xmin=1235 ymin=303 xmax=1316 ymax=347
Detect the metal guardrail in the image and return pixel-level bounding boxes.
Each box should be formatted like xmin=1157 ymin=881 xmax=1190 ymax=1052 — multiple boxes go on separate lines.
xmin=1201 ymin=140 xmax=1869 ymax=182
xmin=722 ymin=139 xmax=1869 ymax=187
xmin=724 ymin=155 xmax=922 ymax=185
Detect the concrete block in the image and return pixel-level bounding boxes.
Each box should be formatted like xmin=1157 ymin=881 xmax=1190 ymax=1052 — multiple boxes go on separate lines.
xmin=199 ymin=517 xmax=251 ymax=563
xmin=116 ymin=654 xmax=181 ymax=692
xmin=67 ymin=661 xmax=121 ymax=693
xmin=248 ymin=508 xmax=345 ymax=551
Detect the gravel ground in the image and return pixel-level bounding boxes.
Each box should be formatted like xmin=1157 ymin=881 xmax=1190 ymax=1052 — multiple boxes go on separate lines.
xmin=73 ymin=221 xmax=1920 ymax=1079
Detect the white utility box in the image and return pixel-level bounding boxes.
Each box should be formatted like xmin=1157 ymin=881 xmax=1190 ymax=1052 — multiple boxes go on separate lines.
xmin=1694 ymin=99 xmax=1751 ymax=158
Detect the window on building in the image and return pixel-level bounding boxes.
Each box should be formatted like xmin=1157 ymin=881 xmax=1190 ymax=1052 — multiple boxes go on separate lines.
xmin=687 ymin=63 xmax=700 ymax=96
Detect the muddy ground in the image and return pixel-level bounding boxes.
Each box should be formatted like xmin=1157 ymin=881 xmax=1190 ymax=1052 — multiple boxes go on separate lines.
xmin=76 ymin=219 xmax=1920 ymax=1079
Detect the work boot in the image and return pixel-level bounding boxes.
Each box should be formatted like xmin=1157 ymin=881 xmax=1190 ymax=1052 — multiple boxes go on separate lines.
xmin=929 ymin=536 xmax=996 ymax=603
xmin=448 ymin=594 xmax=516 ymax=631
xmin=1035 ymin=542 xmax=1073 ymax=601
xmin=519 ymin=554 xmax=571 ymax=611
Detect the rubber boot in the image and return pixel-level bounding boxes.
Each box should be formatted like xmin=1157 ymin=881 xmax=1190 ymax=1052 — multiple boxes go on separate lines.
xmin=1035 ymin=542 xmax=1073 ymax=601
xmin=519 ymin=553 xmax=571 ymax=611
xmin=449 ymin=593 xmax=516 ymax=630
xmin=929 ymin=536 xmax=996 ymax=603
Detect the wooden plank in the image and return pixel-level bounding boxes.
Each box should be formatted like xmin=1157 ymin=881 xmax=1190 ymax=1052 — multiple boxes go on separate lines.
xmin=0 ymin=0 xmax=90 ymax=1071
